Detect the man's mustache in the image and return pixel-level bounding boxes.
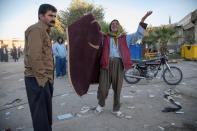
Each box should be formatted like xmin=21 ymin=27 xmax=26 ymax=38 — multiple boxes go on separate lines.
xmin=50 ymin=20 xmax=55 ymax=24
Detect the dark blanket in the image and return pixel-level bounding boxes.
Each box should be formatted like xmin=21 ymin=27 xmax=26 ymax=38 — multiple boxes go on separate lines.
xmin=67 ymin=13 xmax=102 ymax=96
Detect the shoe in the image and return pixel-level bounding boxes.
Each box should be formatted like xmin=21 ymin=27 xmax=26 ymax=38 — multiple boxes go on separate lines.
xmin=112 ymin=111 xmax=124 ymax=118
xmin=95 ymin=105 xmax=104 ymax=113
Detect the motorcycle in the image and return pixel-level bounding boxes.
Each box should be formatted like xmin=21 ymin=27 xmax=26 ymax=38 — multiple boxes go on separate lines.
xmin=124 ymin=55 xmax=183 ymax=85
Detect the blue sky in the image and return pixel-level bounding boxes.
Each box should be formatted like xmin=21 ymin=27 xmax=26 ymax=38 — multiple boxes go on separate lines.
xmin=0 ymin=0 xmax=196 ymax=39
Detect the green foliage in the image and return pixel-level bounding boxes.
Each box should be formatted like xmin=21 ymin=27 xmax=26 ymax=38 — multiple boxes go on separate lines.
xmin=142 ymin=25 xmax=179 ymax=54
xmin=51 ymin=0 xmax=105 ymax=41
xmin=98 ymin=20 xmax=109 ymax=34
xmin=142 ymin=30 xmax=158 ymax=46
xmin=184 ymin=35 xmax=196 ymax=44
xmin=143 ymin=26 xmax=179 ymax=45
xmin=154 ymin=26 xmax=179 ymax=44
xmin=59 ymin=0 xmax=104 ymax=27
xmin=51 ymin=15 xmax=66 ymax=42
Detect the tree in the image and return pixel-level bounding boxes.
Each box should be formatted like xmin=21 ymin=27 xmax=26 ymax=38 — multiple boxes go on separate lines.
xmin=59 ymin=0 xmax=104 ymax=28
xmin=51 ymin=15 xmax=66 ymax=42
xmin=142 ymin=30 xmax=158 ymax=46
xmin=142 ymin=25 xmax=179 ymax=55
xmin=154 ymin=26 xmax=179 ymax=55
xmin=98 ymin=20 xmax=109 ymax=34
xmin=184 ymin=35 xmax=196 ymax=44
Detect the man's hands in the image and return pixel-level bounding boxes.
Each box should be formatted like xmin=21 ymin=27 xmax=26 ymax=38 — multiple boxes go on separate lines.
xmin=141 ymin=11 xmax=153 ymax=23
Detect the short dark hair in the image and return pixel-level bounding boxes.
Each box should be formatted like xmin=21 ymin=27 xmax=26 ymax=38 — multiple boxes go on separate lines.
xmin=38 ymin=4 xmax=57 ymax=20
xmin=57 ymin=36 xmax=64 ymax=43
xmin=109 ymin=19 xmax=119 ymax=32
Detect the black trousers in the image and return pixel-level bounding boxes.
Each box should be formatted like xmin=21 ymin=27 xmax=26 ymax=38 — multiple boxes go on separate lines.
xmin=25 ymin=77 xmax=53 ymax=131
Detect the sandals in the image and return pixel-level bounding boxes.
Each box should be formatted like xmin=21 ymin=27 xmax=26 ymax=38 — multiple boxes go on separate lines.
xmin=94 ymin=105 xmax=104 ymax=113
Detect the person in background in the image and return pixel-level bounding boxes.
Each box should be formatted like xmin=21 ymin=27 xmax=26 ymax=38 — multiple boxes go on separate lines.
xmin=12 ymin=44 xmax=19 ymax=62
xmin=1 ymin=44 xmax=9 ymax=62
xmin=52 ymin=36 xmax=67 ymax=78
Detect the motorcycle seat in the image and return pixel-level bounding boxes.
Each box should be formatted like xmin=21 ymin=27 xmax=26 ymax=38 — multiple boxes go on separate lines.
xmin=132 ymin=58 xmax=160 ymax=65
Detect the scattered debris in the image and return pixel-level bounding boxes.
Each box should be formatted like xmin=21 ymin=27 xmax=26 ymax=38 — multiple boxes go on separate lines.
xmin=125 ymin=115 xmax=132 ymax=119
xmin=5 ymin=112 xmax=10 ymax=116
xmin=181 ymin=82 xmax=186 ymax=85
xmin=149 ymin=94 xmax=155 ymax=98
xmin=18 ymin=79 xmax=24 ymax=82
xmin=61 ymin=94 xmax=68 ymax=97
xmin=87 ymin=92 xmax=97 ymax=95
xmin=162 ymin=94 xmax=182 ymax=113
xmin=123 ymin=95 xmax=134 ymax=98
xmin=174 ymin=101 xmax=181 ymax=105
xmin=90 ymin=106 xmax=97 ymax=111
xmin=80 ymin=109 xmax=89 ymax=114
xmin=5 ymin=98 xmax=22 ymax=106
xmin=5 ymin=112 xmax=10 ymax=120
xmin=130 ymin=86 xmax=134 ymax=88
xmin=76 ymin=113 xmax=82 ymax=118
xmin=16 ymin=126 xmax=25 ymax=130
xmin=17 ymin=106 xmax=24 ymax=110
xmin=5 ymin=104 xmax=13 ymax=108
xmin=80 ymin=106 xmax=90 ymax=114
xmin=173 ymin=94 xmax=182 ymax=99
xmin=81 ymin=106 xmax=89 ymax=110
xmin=158 ymin=126 xmax=165 ymax=130
xmin=175 ymin=111 xmax=184 ymax=114
xmin=171 ymin=123 xmax=175 ymax=126
xmin=57 ymin=113 xmax=73 ymax=120
xmin=127 ymin=106 xmax=135 ymax=109
xmin=129 ymin=90 xmax=136 ymax=93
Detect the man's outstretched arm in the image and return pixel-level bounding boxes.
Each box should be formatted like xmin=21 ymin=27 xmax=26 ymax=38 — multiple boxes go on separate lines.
xmin=126 ymin=11 xmax=153 ymax=46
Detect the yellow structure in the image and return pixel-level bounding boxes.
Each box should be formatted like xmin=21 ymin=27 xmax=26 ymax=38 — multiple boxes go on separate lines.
xmin=182 ymin=44 xmax=197 ymax=59
xmin=0 ymin=38 xmax=24 ymax=50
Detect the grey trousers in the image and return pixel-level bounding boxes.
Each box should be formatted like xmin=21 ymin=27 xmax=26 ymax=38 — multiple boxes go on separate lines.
xmin=97 ymin=58 xmax=124 ymax=111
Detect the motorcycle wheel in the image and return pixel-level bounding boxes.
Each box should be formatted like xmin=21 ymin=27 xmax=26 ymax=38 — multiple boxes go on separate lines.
xmin=124 ymin=68 xmax=141 ymax=84
xmin=163 ymin=66 xmax=183 ymax=85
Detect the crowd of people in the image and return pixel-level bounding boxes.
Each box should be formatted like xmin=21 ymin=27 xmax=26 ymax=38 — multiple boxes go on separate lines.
xmin=0 ymin=44 xmax=23 ymax=62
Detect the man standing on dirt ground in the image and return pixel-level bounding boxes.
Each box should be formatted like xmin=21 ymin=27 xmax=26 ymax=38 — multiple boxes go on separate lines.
xmin=95 ymin=11 xmax=153 ymax=117
xmin=24 ymin=4 xmax=57 ymax=131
